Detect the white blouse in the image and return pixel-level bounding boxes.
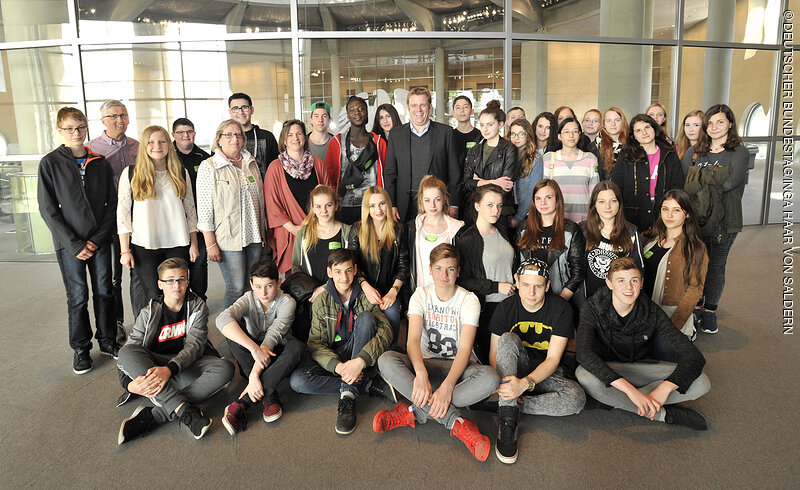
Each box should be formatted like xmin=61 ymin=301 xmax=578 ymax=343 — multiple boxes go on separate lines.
xmin=117 ymin=168 xmax=197 ymax=249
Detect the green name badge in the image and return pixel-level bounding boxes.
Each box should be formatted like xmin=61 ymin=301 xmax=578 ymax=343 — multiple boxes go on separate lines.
xmin=194 ymin=165 xmax=200 ymax=173
xmin=363 ymin=159 xmax=373 ymax=170
xmin=424 ymin=234 xmax=438 ymax=242
xmin=247 ymin=175 xmax=256 ymax=183
xmin=334 ymin=334 xmax=342 ymax=342
xmin=466 ymin=142 xmax=477 ymax=148
xmin=328 ymin=241 xmax=342 ymax=250
xmin=644 ymin=250 xmax=654 ymax=258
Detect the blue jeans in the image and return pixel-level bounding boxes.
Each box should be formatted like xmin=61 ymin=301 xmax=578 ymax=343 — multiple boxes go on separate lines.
xmin=289 ymin=311 xmax=378 ymax=397
xmin=702 ymin=232 xmax=737 ymax=310
xmin=56 ymin=245 xmax=116 ymax=351
xmin=382 ymin=300 xmax=403 ymax=343
xmin=218 ymin=242 xmax=263 ymax=308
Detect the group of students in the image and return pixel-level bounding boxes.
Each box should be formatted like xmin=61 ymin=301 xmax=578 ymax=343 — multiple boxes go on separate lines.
xmin=38 ymin=88 xmax=747 ymax=463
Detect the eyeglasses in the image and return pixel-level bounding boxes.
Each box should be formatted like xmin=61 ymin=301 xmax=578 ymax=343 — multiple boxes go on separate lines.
xmin=221 ymin=132 xmax=244 ymax=140
xmin=508 ymin=132 xmax=526 ymax=138
xmin=58 ymin=126 xmax=88 ymax=134
xmin=230 ymin=105 xmax=252 ymax=113
xmin=102 ymin=113 xmax=129 ymax=120
xmin=159 ymin=278 xmax=189 ymax=286
xmin=174 ymin=130 xmax=195 ymax=136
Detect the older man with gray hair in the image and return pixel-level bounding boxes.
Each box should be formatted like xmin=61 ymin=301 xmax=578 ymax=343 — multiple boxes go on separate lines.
xmin=87 ymin=99 xmax=140 ymax=333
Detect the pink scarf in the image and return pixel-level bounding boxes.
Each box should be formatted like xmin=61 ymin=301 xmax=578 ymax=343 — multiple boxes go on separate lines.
xmin=279 ymin=151 xmax=314 ymax=180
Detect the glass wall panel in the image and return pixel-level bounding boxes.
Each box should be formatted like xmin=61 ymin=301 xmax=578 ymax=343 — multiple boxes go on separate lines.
xmin=0 ymin=46 xmax=80 ymax=156
xmin=768 ymin=139 xmax=800 ymax=224
xmin=683 ymin=0 xmax=781 ymax=44
xmin=679 ymin=47 xmax=776 ymax=138
xmin=512 ymin=41 xmax=674 ymax=128
xmin=739 ymin=141 xmax=768 ymax=226
xmin=81 ymin=40 xmax=293 ymax=148
xmin=512 ymin=0 xmax=677 ymax=39
xmin=76 ymin=0 xmax=291 ymax=37
xmin=0 ymin=0 xmax=71 ymax=43
xmin=300 ymin=38 xmax=503 ymax=133
xmin=299 ymin=0 xmax=503 ymax=32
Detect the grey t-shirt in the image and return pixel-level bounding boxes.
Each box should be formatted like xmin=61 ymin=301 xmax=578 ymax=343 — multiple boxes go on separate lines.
xmin=309 ymin=133 xmax=333 ymax=161
xmin=482 ymin=231 xmax=515 ymax=303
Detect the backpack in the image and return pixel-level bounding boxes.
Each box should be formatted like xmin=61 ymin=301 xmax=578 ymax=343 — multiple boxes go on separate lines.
xmin=683 ymin=165 xmax=731 ymax=244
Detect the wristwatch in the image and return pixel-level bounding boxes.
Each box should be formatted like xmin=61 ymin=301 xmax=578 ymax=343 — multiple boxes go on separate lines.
xmin=526 ymin=377 xmax=536 ymax=392
xmin=392 ymin=285 xmax=401 ymax=292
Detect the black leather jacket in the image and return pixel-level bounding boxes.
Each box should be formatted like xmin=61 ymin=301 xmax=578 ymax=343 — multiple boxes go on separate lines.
xmin=515 ymin=219 xmax=586 ymax=298
xmin=460 ymin=138 xmax=519 ymax=213
xmin=455 ymin=224 xmax=519 ymax=301
xmin=611 ymin=143 xmax=685 ymax=232
xmin=347 ymin=222 xmax=410 ymax=296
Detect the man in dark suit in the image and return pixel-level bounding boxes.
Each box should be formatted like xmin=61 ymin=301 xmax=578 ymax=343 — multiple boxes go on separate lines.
xmin=383 ymin=87 xmax=461 ymax=222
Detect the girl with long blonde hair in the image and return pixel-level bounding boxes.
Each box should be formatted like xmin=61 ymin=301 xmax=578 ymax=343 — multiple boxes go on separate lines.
xmin=346 ymin=186 xmax=409 ymax=337
xmin=118 ymin=125 xmax=198 ymax=314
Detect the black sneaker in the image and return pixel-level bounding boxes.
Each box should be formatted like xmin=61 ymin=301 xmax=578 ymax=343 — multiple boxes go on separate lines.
xmin=367 ymin=374 xmax=397 ymax=404
xmin=335 ymin=395 xmax=357 ymax=435
xmin=118 ymin=406 xmax=159 ymax=444
xmin=180 ymin=405 xmax=212 ymax=439
xmin=495 ymin=406 xmax=519 ymax=464
xmin=664 ymin=405 xmax=709 ymax=431
xmin=116 ymin=321 xmax=127 ymax=343
xmin=100 ymin=342 xmax=122 ymax=359
xmin=701 ymin=311 xmax=718 ymax=334
xmin=73 ymin=349 xmax=92 ymax=375
xmin=692 ymin=308 xmax=704 ymax=330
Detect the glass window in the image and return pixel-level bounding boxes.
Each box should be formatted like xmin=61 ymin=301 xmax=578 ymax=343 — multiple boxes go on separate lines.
xmin=738 ymin=141 xmax=768 ymax=226
xmin=512 ymin=41 xmax=674 ymax=127
xmin=768 ymin=139 xmax=800 ymax=224
xmin=512 ymin=0 xmax=677 ymax=39
xmin=300 ymin=38 xmax=503 ymax=134
xmin=0 ymin=0 xmax=71 ymax=43
xmin=679 ymin=47 xmax=776 ymax=138
xmin=0 ymin=46 xmax=81 ymax=156
xmin=76 ymin=0 xmax=291 ymax=37
xmin=81 ymin=40 xmax=293 ymax=145
xmin=683 ymin=0 xmax=781 ymax=44
xmin=299 ymin=0 xmax=503 ymax=32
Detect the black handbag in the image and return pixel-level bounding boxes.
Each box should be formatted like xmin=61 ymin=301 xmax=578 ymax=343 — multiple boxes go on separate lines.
xmin=281 ymin=272 xmax=323 ymax=303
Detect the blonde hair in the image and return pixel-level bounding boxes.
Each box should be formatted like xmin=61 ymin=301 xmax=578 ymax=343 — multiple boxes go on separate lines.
xmin=416 ymin=175 xmax=450 ymax=215
xmin=131 ymin=125 xmax=187 ymax=201
xmin=300 ymin=185 xmax=340 ymax=252
xmin=359 ymin=187 xmax=397 ymax=263
xmin=211 ymin=119 xmax=247 ymax=154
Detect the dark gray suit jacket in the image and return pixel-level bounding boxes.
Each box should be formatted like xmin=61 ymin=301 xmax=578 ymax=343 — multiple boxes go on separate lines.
xmin=382 ymin=120 xmax=460 ymax=221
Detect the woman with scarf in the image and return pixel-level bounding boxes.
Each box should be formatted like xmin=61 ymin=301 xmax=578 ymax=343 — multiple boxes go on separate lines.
xmin=265 ymin=119 xmax=332 ymax=274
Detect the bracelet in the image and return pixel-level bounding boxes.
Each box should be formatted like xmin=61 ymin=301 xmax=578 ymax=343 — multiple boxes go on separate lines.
xmin=120 ymin=250 xmax=131 ymax=255
xmin=527 ymin=378 xmax=536 ymax=392
xmin=207 ymin=242 xmax=219 ymax=250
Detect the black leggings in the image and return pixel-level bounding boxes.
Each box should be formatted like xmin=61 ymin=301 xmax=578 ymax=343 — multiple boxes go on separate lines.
xmin=131 ymin=244 xmax=189 ymax=311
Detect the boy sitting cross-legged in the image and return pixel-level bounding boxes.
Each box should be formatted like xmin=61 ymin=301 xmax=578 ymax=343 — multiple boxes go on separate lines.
xmin=117 ymin=258 xmax=234 ymax=444
xmin=218 ymin=259 xmax=306 ymax=435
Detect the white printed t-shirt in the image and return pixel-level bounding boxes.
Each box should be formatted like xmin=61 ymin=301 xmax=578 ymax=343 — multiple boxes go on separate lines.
xmin=408 ymin=285 xmax=481 ymax=361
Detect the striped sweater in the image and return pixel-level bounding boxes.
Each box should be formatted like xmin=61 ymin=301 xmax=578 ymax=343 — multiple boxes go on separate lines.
xmin=543 ymin=150 xmax=599 ymax=222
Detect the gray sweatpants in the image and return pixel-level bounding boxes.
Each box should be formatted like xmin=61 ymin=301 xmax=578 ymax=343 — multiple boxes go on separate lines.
xmin=118 ymin=344 xmax=235 ymax=423
xmin=576 ymin=361 xmax=711 ymax=422
xmin=378 ymin=350 xmax=499 ymax=429
xmin=495 ymin=332 xmax=585 ymax=415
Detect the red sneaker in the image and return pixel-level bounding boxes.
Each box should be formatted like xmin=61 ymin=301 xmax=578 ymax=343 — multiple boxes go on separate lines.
xmin=373 ymin=402 xmax=415 ymax=433
xmin=263 ymin=394 xmax=283 ymax=423
xmin=450 ymin=418 xmax=490 ymax=461
xmin=222 ymin=401 xmax=247 ymax=435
